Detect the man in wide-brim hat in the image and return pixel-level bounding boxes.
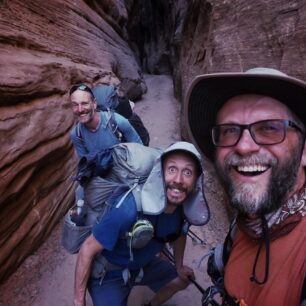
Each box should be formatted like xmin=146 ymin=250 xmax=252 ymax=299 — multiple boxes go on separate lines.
xmin=185 ymin=67 xmax=306 ymax=306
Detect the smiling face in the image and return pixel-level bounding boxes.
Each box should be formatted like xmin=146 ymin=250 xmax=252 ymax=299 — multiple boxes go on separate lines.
xmin=163 ymin=150 xmax=199 ymax=213
xmin=214 ymin=94 xmax=306 ymax=217
xmin=70 ymin=89 xmax=98 ymax=127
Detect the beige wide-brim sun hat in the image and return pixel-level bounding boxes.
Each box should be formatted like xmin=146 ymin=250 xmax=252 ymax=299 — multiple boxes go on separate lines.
xmin=184 ymin=67 xmax=306 ymax=161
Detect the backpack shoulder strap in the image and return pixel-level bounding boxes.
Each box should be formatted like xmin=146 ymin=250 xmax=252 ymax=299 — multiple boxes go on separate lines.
xmin=202 ymin=219 xmax=239 ymax=306
xmin=76 ymin=122 xmax=83 ymax=141
xmin=222 ymin=218 xmax=237 ymax=265
xmin=75 ymin=122 xmax=91 ymax=155
xmin=301 ymin=276 xmax=306 ymax=305
xmin=76 ymin=110 xmax=122 ymax=146
xmin=105 ymin=184 xmax=131 ymax=208
xmin=105 ymin=109 xmax=123 ymax=142
xmin=115 ymin=183 xmax=139 ymax=209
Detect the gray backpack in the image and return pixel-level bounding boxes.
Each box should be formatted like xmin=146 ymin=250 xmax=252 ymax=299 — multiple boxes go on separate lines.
xmin=61 ymin=143 xmax=162 ymax=254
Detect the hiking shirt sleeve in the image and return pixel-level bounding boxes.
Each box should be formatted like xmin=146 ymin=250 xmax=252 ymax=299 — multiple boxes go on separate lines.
xmin=92 ymin=192 xmax=137 ymax=251
xmin=113 ymin=112 xmax=143 ymax=144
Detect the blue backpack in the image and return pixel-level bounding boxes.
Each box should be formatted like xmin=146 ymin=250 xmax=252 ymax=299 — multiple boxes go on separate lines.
xmin=92 ymin=84 xmax=150 ymax=146
xmin=92 ymin=84 xmax=120 ymax=111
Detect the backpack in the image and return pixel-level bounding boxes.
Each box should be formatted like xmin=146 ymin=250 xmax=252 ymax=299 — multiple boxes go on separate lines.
xmin=128 ymin=112 xmax=150 ymax=146
xmin=92 ymin=84 xmax=120 ymax=111
xmin=61 ymin=143 xmax=162 ymax=254
xmin=92 ymin=84 xmax=150 ymax=146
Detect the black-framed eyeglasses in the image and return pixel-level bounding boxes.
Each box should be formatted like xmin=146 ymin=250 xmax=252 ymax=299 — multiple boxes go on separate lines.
xmin=69 ymin=84 xmax=94 ymax=98
xmin=212 ymin=119 xmax=304 ymax=147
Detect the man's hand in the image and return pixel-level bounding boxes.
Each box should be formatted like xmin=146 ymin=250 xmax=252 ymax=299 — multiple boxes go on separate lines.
xmin=176 ymin=265 xmax=195 ymax=282
xmin=73 ymin=296 xmax=86 ymax=306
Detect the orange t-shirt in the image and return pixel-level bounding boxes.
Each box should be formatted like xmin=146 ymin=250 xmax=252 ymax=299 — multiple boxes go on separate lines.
xmin=224 ymin=217 xmax=306 ymax=306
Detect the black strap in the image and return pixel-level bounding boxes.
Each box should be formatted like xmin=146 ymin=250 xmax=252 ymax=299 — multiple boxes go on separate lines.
xmin=106 ymin=110 xmax=124 ymax=142
xmin=250 ymin=216 xmax=270 ymax=285
xmin=116 ymin=95 xmax=133 ymax=118
xmin=301 ymin=276 xmax=306 ymax=304
xmin=203 ymin=219 xmax=239 ymax=305
xmin=222 ymin=219 xmax=237 ymax=266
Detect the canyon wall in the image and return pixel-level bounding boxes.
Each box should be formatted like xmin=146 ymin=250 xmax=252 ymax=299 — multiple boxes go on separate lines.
xmin=176 ymin=0 xmax=306 ymax=103
xmin=1 ymin=0 xmax=306 ymax=282
xmin=125 ymin=0 xmax=306 ymax=102
xmin=0 ymin=0 xmax=144 ymax=282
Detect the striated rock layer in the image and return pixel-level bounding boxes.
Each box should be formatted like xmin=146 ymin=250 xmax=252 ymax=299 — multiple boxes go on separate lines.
xmin=0 ymin=0 xmax=144 ymax=283
xmin=176 ymin=0 xmax=306 ymax=102
xmin=125 ymin=0 xmax=306 ymax=134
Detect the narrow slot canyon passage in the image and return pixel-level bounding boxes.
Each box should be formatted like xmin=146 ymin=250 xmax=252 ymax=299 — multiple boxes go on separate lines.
xmin=0 ymin=74 xmax=229 ymax=306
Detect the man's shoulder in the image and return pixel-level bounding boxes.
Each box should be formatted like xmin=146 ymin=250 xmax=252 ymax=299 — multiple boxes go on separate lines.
xmin=94 ymin=192 xmax=138 ymax=233
xmin=70 ymin=124 xmax=78 ymax=138
xmin=110 ymin=190 xmax=138 ymax=217
xmin=70 ymin=122 xmax=88 ymax=141
xmin=113 ymin=111 xmax=128 ymax=124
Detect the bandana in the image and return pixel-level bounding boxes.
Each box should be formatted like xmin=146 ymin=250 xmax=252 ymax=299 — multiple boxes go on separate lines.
xmin=237 ymin=185 xmax=306 ymax=240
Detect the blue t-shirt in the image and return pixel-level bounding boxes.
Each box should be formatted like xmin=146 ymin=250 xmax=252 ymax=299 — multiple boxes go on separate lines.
xmin=92 ymin=192 xmax=184 ymax=271
xmin=71 ymin=111 xmax=142 ymax=157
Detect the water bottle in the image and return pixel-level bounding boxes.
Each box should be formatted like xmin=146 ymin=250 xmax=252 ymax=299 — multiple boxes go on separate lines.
xmin=70 ymin=199 xmax=87 ymax=226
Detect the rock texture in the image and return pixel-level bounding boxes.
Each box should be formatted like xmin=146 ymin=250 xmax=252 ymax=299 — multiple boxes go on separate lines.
xmin=176 ymin=0 xmax=306 ymax=103
xmin=2 ymin=0 xmax=306 ymax=283
xmin=125 ymin=0 xmax=306 ymax=131
xmin=0 ymin=0 xmax=144 ymax=283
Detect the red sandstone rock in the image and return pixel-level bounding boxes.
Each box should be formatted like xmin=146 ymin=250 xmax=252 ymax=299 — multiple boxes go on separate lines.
xmin=0 ymin=0 xmax=144 ymax=283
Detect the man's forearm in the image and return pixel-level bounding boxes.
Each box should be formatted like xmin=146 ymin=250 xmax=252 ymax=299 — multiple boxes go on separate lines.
xmin=73 ymin=235 xmax=103 ymax=306
xmin=173 ymin=235 xmax=195 ymax=282
xmin=73 ymin=249 xmax=93 ymax=305
xmin=173 ymin=235 xmax=187 ymax=267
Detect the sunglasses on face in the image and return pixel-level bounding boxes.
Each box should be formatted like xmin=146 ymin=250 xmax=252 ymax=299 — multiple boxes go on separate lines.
xmin=69 ymin=84 xmax=95 ymax=99
xmin=212 ymin=119 xmax=304 ymax=147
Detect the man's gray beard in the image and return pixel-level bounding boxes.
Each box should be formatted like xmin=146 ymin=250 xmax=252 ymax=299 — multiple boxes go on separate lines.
xmin=215 ymin=152 xmax=301 ymax=216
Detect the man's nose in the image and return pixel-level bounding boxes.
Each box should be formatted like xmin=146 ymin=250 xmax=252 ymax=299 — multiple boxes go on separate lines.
xmin=235 ymin=129 xmax=260 ymax=154
xmin=76 ymin=104 xmax=84 ymax=112
xmin=173 ymin=171 xmax=183 ymax=183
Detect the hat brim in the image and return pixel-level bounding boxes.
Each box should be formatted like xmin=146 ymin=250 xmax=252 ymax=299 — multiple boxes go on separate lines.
xmin=141 ymin=141 xmax=210 ymax=226
xmin=185 ymin=72 xmax=306 ymax=161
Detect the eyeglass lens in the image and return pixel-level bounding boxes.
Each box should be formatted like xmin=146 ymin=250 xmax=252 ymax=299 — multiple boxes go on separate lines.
xmin=212 ymin=120 xmax=290 ymax=147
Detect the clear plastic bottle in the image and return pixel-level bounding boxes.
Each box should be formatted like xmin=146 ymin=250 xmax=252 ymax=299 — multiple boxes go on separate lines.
xmin=70 ymin=199 xmax=87 ymax=226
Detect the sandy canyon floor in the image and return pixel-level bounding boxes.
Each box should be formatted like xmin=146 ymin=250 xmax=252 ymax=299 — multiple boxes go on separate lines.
xmin=0 ymin=74 xmax=229 ymax=306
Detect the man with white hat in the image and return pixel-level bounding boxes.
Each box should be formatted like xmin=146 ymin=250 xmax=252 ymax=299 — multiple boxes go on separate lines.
xmin=185 ymin=67 xmax=306 ymax=306
xmin=73 ymin=141 xmax=210 ymax=306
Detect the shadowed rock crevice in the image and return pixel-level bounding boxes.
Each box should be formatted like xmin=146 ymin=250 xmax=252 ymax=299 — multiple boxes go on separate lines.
xmin=126 ymin=0 xmax=175 ymax=75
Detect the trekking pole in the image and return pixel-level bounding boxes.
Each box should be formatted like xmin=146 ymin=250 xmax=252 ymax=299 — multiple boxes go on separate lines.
xmin=187 ymin=278 xmax=222 ymax=306
xmin=161 ymin=249 xmax=220 ymax=306
xmin=162 ymin=249 xmax=203 ymax=290
xmin=162 ymin=248 xmax=175 ymax=262
xmin=188 ymin=229 xmax=206 ymax=245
